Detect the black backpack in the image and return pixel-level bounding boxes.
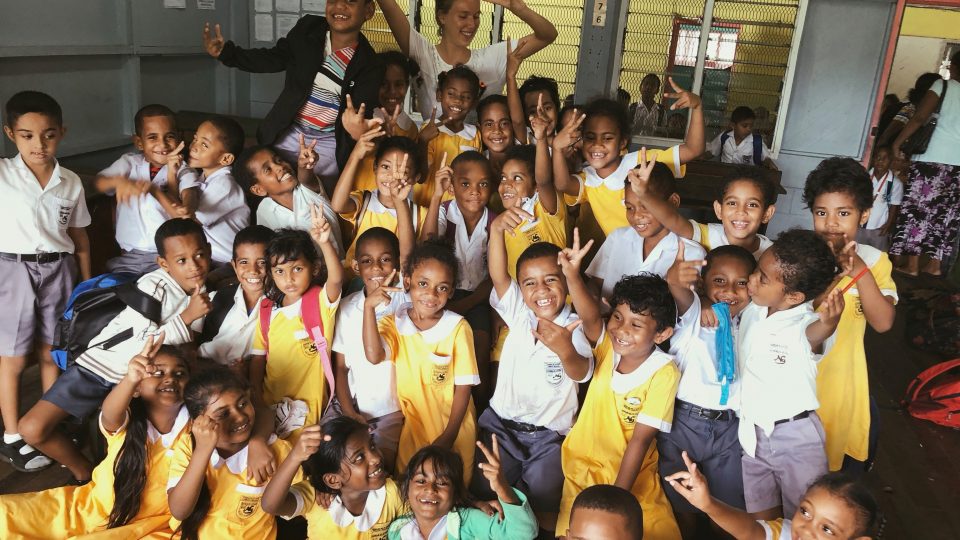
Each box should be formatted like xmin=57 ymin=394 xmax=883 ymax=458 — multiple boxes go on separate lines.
xmin=198 ymin=283 xmax=241 ymax=346
xmin=52 ymin=273 xmax=163 ymax=370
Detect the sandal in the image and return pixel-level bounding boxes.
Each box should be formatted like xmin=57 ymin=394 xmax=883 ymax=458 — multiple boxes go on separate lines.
xmin=0 ymin=438 xmax=53 ymax=473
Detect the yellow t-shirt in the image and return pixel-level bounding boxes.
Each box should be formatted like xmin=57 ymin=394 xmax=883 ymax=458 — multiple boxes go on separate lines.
xmin=167 ymin=436 xmax=298 ymax=540
xmin=250 ymin=286 xmax=340 ymax=432
xmin=416 ymin=124 xmax=483 ymax=206
xmin=290 ymin=478 xmax=406 ymax=539
xmin=566 ymin=147 xmax=685 ymax=238
xmin=556 ymin=331 xmax=682 ymax=539
xmin=341 ymin=190 xmax=427 ymax=264
xmin=353 ymin=124 xmax=419 ymax=193
xmin=816 ymin=246 xmax=897 ymax=470
xmin=379 ymin=308 xmax=480 ymax=482
xmin=503 ymin=192 xmax=569 ymax=280
xmin=0 ymin=409 xmax=188 ymax=539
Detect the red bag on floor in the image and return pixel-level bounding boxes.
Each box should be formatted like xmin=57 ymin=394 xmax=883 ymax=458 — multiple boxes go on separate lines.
xmin=903 ymin=358 xmax=960 ymax=429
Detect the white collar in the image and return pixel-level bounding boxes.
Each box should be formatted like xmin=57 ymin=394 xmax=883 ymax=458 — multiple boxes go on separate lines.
xmin=210 ymin=434 xmax=278 ymax=474
xmin=610 ymin=345 xmax=673 ymax=393
xmin=328 ymin=484 xmax=387 ymax=531
xmin=397 ymin=514 xmax=449 ymax=540
xmin=13 ymin=153 xmax=63 ymax=190
xmin=368 ymin=190 xmax=399 ymax=216
xmin=583 ymin=151 xmax=638 ymax=189
xmin=395 ymin=305 xmax=463 ymax=343
xmin=757 ymin=300 xmax=814 ymax=323
xmin=146 ymin=405 xmax=190 ymax=448
xmin=201 ymin=166 xmax=232 ymax=187
xmin=437 ymin=123 xmax=478 ymax=140
xmin=526 ymin=302 xmax=574 ymax=333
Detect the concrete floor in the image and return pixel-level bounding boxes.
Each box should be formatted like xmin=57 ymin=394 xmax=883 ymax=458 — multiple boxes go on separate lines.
xmin=1 ymin=274 xmax=959 ymax=538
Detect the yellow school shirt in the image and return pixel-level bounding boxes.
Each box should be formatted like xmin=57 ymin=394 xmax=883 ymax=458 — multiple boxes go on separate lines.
xmin=290 ymin=477 xmax=407 ymax=539
xmin=816 ymin=245 xmax=897 ymax=470
xmin=379 ymin=307 xmax=480 ymax=483
xmin=353 ymin=123 xmax=419 ymax=193
xmin=567 ymin=147 xmax=685 ymax=238
xmin=0 ymin=408 xmax=189 ymax=539
xmin=167 ymin=435 xmax=298 ymax=540
xmin=250 ymin=286 xmax=340 ymax=433
xmin=341 ymin=189 xmax=427 ymax=264
xmin=415 ymin=124 xmax=483 ymax=206
xmin=556 ymin=331 xmax=682 ymax=540
xmin=503 ymin=192 xmax=569 ymax=279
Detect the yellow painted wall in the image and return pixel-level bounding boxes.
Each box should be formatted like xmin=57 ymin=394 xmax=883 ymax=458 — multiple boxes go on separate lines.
xmin=901 ymin=6 xmax=960 ymax=40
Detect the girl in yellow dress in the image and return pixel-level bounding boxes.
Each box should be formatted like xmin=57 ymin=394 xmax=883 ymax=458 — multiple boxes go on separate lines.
xmin=362 ymin=240 xmax=480 ymax=482
xmin=167 ymin=367 xmax=297 ymax=540
xmin=0 ymin=335 xmax=189 ymax=539
xmin=261 ymin=417 xmax=407 ymax=539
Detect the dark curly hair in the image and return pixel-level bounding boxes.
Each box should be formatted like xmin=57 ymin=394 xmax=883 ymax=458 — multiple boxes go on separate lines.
xmin=802 ymin=157 xmax=873 ymax=212
xmin=233 ymin=145 xmax=276 ymax=193
xmin=355 ymin=226 xmax=401 ymax=262
xmin=477 ymin=94 xmax=509 ymax=119
xmin=609 ymin=273 xmax=677 ymax=333
xmin=808 ymin=473 xmax=881 ymax=538
xmin=719 ymin=167 xmax=777 ymax=208
xmin=516 ymin=242 xmax=562 ymax=278
xmin=451 ymin=150 xmax=494 ymax=180
xmin=304 ymin=416 xmax=375 ymax=495
xmin=769 ymin=229 xmax=839 ymax=301
xmin=583 ymin=98 xmax=630 ymax=143
xmin=437 ymin=65 xmax=483 ymax=100
xmin=378 ymin=50 xmax=416 ymax=80
xmin=405 ymin=239 xmax=458 ymax=289
xmin=519 ymin=76 xmax=561 ymax=112
xmin=702 ymin=244 xmax=756 ymax=277
xmin=503 ymin=144 xmax=536 ymax=176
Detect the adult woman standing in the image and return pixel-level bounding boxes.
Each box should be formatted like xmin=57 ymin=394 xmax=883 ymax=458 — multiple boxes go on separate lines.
xmin=876 ymin=72 xmax=941 ymax=148
xmin=376 ymin=0 xmax=558 ymax=119
xmin=891 ymin=51 xmax=960 ymax=277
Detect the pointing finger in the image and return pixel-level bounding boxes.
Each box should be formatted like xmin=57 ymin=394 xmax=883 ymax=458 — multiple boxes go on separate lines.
xmin=676 ymin=238 xmax=685 ymax=261
xmin=565 ymin=319 xmax=583 ymax=332
xmin=149 ymin=331 xmax=166 ymax=357
xmin=215 ymin=23 xmax=223 ymax=40
xmin=139 ymin=334 xmax=155 ymax=356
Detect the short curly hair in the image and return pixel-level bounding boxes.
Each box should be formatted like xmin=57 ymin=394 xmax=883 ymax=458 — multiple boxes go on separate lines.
xmin=405 ymin=238 xmax=458 ymax=288
xmin=583 ymin=98 xmax=630 ymax=143
xmin=803 ymin=157 xmax=873 ymax=212
xmin=769 ymin=229 xmax=839 ymax=301
xmin=609 ymin=273 xmax=677 ymax=333
xmin=719 ymin=167 xmax=777 ymax=208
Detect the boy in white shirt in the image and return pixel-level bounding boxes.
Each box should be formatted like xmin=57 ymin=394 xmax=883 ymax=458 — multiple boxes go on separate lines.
xmin=474 ymin=232 xmax=594 ymax=536
xmin=857 ymin=145 xmax=903 ymax=251
xmin=704 ymin=106 xmax=776 ymax=169
xmin=234 ymin=139 xmax=343 ymax=258
xmin=0 ymin=91 xmax=91 ymax=472
xmin=95 ymin=104 xmax=201 ymax=274
xmin=198 ymin=225 xmax=275 ymax=371
xmin=587 ymin=160 xmax=705 ymax=299
xmin=19 ymin=218 xmax=212 ymax=484
xmin=737 ymin=229 xmax=844 ymax=520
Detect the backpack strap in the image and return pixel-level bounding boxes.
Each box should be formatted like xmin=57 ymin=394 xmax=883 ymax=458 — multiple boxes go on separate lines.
xmin=300 ymin=285 xmax=335 ymax=404
xmin=199 ymin=283 xmax=241 ymax=345
xmin=441 ymin=200 xmax=456 ymax=244
xmin=752 ymin=131 xmax=763 ymax=166
xmin=258 ymin=297 xmax=275 ymax=354
xmin=114 ymin=282 xmax=163 ymax=323
xmin=719 ymin=130 xmax=731 ymax=153
xmin=903 ymin=358 xmax=960 ymax=406
xmin=354 ymin=190 xmax=373 ymax=232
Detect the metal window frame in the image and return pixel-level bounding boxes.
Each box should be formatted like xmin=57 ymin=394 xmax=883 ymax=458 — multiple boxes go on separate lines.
xmin=613 ymin=0 xmax=808 ymax=158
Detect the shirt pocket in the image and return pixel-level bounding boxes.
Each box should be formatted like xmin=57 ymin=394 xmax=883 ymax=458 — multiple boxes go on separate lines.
xmin=232 ymin=483 xmax=265 ymax=523
xmin=47 ymin=196 xmax=75 ymax=230
xmin=424 ymin=353 xmax=452 ymax=387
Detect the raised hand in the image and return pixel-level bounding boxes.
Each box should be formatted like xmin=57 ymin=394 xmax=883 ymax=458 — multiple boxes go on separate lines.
xmin=700 ymin=305 xmax=720 ymax=328
xmin=388 ymin=152 xmax=413 ymax=200
xmin=192 ymin=414 xmax=220 ymax=451
xmin=532 ymin=318 xmax=581 ymax=356
xmin=114 ymin=177 xmax=152 ymax=205
xmin=663 ymin=77 xmax=702 ymax=111
xmin=506 ymin=37 xmax=527 ymax=80
xmin=378 ymin=104 xmax=403 ymax=137
xmin=124 ymin=332 xmax=166 ymax=385
xmin=818 ymin=287 xmax=845 ymax=326
xmin=557 ymin=227 xmax=594 ymax=275
xmin=553 ymin=108 xmax=585 ymax=151
xmin=419 ymin=108 xmax=445 ymax=143
xmin=432 ymin=152 xmax=453 ymax=200
xmin=529 ymin=93 xmax=551 ymax=141
xmin=309 ymin=204 xmax=332 ymax=246
xmin=626 ymin=147 xmax=656 ymax=198
xmin=167 ymin=141 xmax=186 ymax=170
xmin=291 ymin=424 xmax=324 ymax=462
xmin=202 ymin=22 xmax=225 ymax=58
xmin=664 ymin=450 xmax=712 ymax=511
xmin=298 ymin=133 xmax=319 ymax=172
xmin=350 ymin=125 xmax=385 ymax=162
xmin=364 ymin=269 xmax=402 ymax=310
xmin=492 ymin=206 xmax=535 ymax=236
xmin=837 ymin=236 xmax=865 ymax=277
xmin=666 ymin=240 xmax=705 ymax=292
xmin=476 ymin=435 xmax=517 ymax=504
xmin=342 ymin=94 xmax=384 ymax=141
xmin=183 ymin=282 xmax=212 ymax=324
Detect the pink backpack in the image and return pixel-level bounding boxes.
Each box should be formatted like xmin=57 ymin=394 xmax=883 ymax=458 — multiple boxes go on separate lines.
xmin=258 ymin=285 xmax=334 ymax=402
xmin=903 ymin=358 xmax=960 ymax=429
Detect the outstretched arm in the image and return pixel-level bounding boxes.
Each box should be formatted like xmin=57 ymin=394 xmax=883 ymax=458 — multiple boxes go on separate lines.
xmin=559 ymin=228 xmax=601 ymax=344
xmin=506 ymin=40 xmax=529 ymax=144
xmin=806 ymin=288 xmax=844 ymax=349
xmin=663 ymin=78 xmax=705 ymax=163
xmin=261 ymin=425 xmax=322 ymax=516
xmin=375 ymin=0 xmax=412 ymax=56
xmin=628 ymin=149 xmax=694 ymax=239
xmin=206 ymin=21 xmax=293 ymax=73
xmin=552 ymin=110 xmax=587 ymax=197
xmin=531 ymin=97 xmax=558 ymax=214
xmin=491 ymin=0 xmax=558 ymax=59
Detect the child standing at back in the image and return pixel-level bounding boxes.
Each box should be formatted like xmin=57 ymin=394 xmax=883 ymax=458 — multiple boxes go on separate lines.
xmin=634 ymin=164 xmax=777 ymax=259
xmin=802 ymin=158 xmax=897 ymax=474
xmin=555 ymin=231 xmax=683 ymax=539
xmin=417 ymin=66 xmax=484 ymax=206
xmin=249 ymin=212 xmax=343 ymax=439
xmin=703 ymin=106 xmax=777 ymax=169
xmin=857 ymin=146 xmax=903 ymax=252
xmin=737 ymin=229 xmax=844 ymax=520
xmin=362 ymin=240 xmax=480 ymax=482
xmin=0 ymin=91 xmax=91 ymax=473
xmin=96 ymin=104 xmax=200 ymax=274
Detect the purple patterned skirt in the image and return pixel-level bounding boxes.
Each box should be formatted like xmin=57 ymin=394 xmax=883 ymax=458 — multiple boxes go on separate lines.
xmin=889 ymin=161 xmax=960 ymax=260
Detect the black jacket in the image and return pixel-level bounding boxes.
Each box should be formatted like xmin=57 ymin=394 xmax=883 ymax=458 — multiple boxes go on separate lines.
xmin=218 ymin=15 xmax=382 ymax=170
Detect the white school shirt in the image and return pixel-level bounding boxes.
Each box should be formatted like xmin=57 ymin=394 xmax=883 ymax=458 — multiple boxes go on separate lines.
xmin=670 ymin=294 xmax=740 ymax=411
xmin=255 ymin=183 xmax=344 ymax=257
xmin=437 ymin=200 xmax=491 ymax=291
xmin=689 ymin=221 xmax=772 ymax=260
xmin=863 ymin=169 xmax=904 ymax=231
xmin=331 ymin=288 xmax=408 ymax=418
xmin=587 ymin=227 xmax=706 ymax=298
xmin=99 ymin=152 xmax=200 ymax=253
xmin=0 ymin=155 xmax=91 ymax=253
xmin=198 ymin=286 xmax=261 ymax=365
xmin=408 ymin=27 xmax=511 ymax=119
xmin=706 ymin=132 xmax=771 ymax=165
xmin=194 ymin=167 xmax=250 ymax=263
xmin=736 ymin=301 xmax=820 ymax=457
xmin=77 ymin=269 xmax=204 ymax=383
xmin=489 ymin=281 xmax=594 ymax=434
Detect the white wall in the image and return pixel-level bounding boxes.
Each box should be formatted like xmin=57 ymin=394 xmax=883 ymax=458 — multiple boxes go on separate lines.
xmin=887 ymin=36 xmax=948 ymax=100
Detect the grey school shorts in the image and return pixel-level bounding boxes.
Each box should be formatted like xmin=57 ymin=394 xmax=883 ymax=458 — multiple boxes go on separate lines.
xmin=0 ymin=256 xmax=76 ymax=356
xmin=741 ymin=412 xmax=828 ymax=516
xmin=106 ymin=249 xmax=159 ymax=275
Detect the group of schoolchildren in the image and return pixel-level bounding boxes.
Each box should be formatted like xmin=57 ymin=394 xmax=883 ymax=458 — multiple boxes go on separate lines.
xmin=0 ymin=2 xmax=902 ymax=540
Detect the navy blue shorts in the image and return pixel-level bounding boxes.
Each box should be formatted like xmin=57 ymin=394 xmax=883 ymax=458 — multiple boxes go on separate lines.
xmin=41 ymin=364 xmax=114 ymax=420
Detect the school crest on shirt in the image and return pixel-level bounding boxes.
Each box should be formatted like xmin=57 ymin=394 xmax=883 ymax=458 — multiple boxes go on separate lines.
xmin=299 ymin=338 xmax=319 ymax=358
xmin=56 ymin=203 xmax=72 ymax=228
xmin=544 ymin=360 xmax=563 ymax=386
xmin=525 ymin=231 xmax=542 ymax=244
xmin=431 ymin=363 xmax=449 ymax=385
xmin=370 ymin=522 xmax=390 ymax=540
xmin=620 ymin=396 xmax=642 ymax=425
xmin=770 ymin=342 xmax=789 ymax=365
xmin=237 ymin=495 xmax=260 ymax=519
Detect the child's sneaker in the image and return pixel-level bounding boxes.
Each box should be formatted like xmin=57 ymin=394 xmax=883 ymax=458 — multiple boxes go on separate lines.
xmin=0 ymin=434 xmax=53 ymax=472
